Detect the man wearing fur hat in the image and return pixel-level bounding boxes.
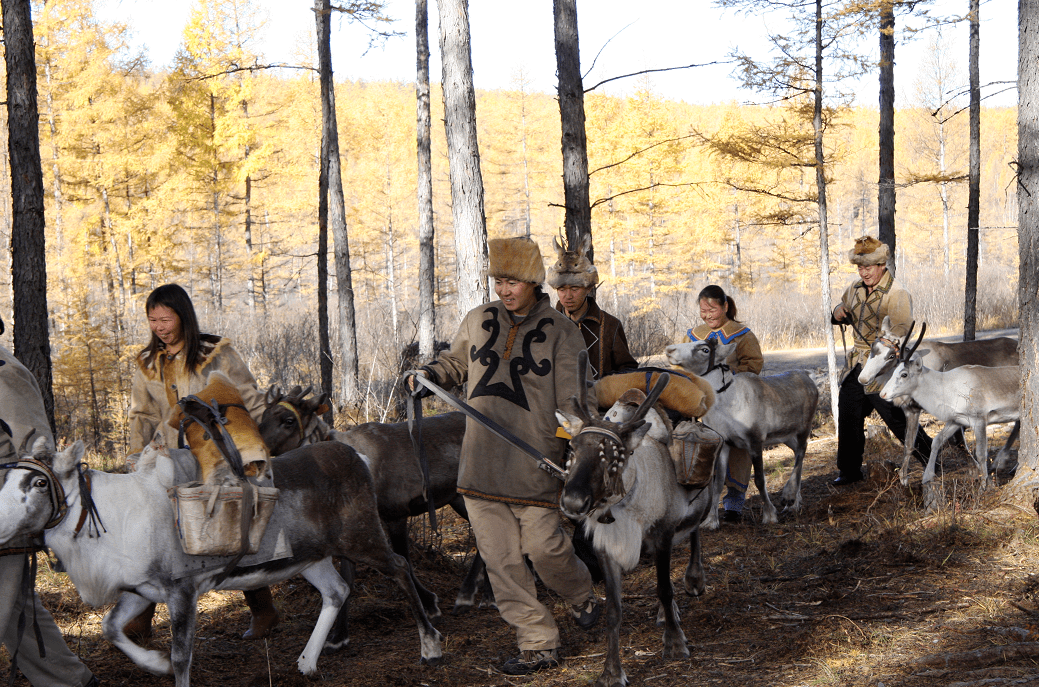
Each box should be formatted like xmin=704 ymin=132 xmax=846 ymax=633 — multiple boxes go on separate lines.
xmin=404 ymin=237 xmax=600 ymax=675
xmin=830 ymin=236 xmax=932 ymax=485
xmin=547 ymin=239 xmax=637 ymax=379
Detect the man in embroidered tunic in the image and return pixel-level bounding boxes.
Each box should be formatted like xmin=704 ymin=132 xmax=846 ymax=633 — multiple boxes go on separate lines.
xmin=830 ymin=237 xmax=932 ymax=485
xmin=405 ymin=237 xmax=599 ymax=676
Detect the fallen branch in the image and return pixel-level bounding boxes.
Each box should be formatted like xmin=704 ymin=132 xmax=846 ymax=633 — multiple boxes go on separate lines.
xmin=910 ymin=642 xmax=1039 ymax=670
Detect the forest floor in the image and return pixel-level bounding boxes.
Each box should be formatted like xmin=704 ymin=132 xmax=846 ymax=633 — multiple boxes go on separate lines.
xmin=11 ymin=417 xmax=1039 ymax=687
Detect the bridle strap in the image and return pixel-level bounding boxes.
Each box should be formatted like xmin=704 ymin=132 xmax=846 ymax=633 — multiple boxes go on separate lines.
xmin=0 ymin=459 xmax=68 ymax=530
xmin=577 ymin=426 xmax=625 ymax=446
xmin=178 ymin=396 xmax=248 ymax=481
xmin=277 ymin=401 xmax=306 ymax=443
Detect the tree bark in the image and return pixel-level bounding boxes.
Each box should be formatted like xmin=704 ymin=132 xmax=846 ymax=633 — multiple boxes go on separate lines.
xmin=316 ymin=0 xmax=360 ymax=407
xmin=1007 ymin=0 xmax=1038 ymax=503
xmin=553 ymin=0 xmax=593 ymax=258
xmin=4 ymin=0 xmax=55 ymax=433
xmin=964 ymin=0 xmax=981 ymax=341
xmin=315 ymin=0 xmax=335 ymax=420
xmin=416 ymin=0 xmax=437 ymax=359
xmin=877 ymin=0 xmax=896 ymax=269
xmin=814 ymin=0 xmax=840 ymax=432
xmin=438 ymin=0 xmax=488 ymax=319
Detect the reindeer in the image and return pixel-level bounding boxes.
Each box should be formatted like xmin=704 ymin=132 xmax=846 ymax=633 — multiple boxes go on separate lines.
xmin=857 ymin=316 xmax=1019 ymax=485
xmin=0 ymin=430 xmax=442 ymax=687
xmin=555 ymin=350 xmax=716 ymax=687
xmin=260 ymin=386 xmax=490 ymax=630
xmin=665 ymin=338 xmax=819 ymax=528
xmin=878 ymin=324 xmax=1020 ymax=511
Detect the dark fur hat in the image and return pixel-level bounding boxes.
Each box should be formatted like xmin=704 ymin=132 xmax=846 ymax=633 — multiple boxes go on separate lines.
xmin=486 ymin=237 xmax=545 ymax=284
xmin=849 ymin=236 xmax=890 ymax=266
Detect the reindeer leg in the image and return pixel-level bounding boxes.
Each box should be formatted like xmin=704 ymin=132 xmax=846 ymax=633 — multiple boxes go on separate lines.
xmin=322 ymin=558 xmax=353 ymax=654
xmin=683 ymin=528 xmax=706 ymax=597
xmin=972 ymin=420 xmax=990 ymax=490
xmin=298 ymin=559 xmax=350 ymax=675
xmin=702 ymin=444 xmax=728 ymax=531
xmin=654 ymin=533 xmax=689 ymax=658
xmin=102 ymin=592 xmax=173 ymax=676
xmin=779 ymin=433 xmax=809 ymax=513
xmin=923 ymin=423 xmax=959 ymax=513
xmin=596 ymin=557 xmax=628 ymax=687
xmin=751 ymin=443 xmax=778 ymax=525
xmin=355 ymin=547 xmax=442 ymax=665
xmin=448 ymin=496 xmax=491 ymax=612
xmin=992 ymin=421 xmax=1020 ymax=476
xmin=386 ymin=517 xmax=441 ymax=618
xmin=165 ymin=584 xmax=200 ymax=687
xmin=900 ymin=406 xmax=923 ymax=487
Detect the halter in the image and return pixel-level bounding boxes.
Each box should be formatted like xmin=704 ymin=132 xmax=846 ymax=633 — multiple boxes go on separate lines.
xmin=177 ymin=395 xmax=249 ymax=481
xmin=702 ymin=340 xmax=734 ymax=393
xmin=0 ymin=459 xmax=68 ymax=531
xmin=277 ymin=400 xmax=307 ymax=444
xmin=575 ymin=425 xmax=633 ymax=523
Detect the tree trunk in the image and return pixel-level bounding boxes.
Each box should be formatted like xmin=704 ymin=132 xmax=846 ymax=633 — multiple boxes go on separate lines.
xmin=877 ymin=0 xmax=896 ymax=269
xmin=553 ymin=0 xmax=593 ymax=258
xmin=315 ymin=0 xmax=334 ymax=421
xmin=438 ymin=0 xmax=488 ymax=319
xmin=1006 ymin=0 xmax=1038 ymax=503
xmin=964 ymin=0 xmax=981 ymax=341
xmin=3 ymin=0 xmax=55 ymax=433
xmin=317 ymin=0 xmax=360 ymax=407
xmin=814 ymin=0 xmax=840 ymax=432
xmin=416 ymin=0 xmax=437 ymax=359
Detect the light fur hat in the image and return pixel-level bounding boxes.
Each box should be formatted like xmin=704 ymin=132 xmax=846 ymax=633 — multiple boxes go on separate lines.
xmin=848 ymin=236 xmax=890 ymax=266
xmin=486 ymin=237 xmax=546 ymax=284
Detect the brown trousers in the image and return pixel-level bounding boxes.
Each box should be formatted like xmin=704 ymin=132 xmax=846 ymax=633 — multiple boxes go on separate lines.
xmin=725 ymin=446 xmax=752 ymax=493
xmin=463 ymin=497 xmax=593 ymax=651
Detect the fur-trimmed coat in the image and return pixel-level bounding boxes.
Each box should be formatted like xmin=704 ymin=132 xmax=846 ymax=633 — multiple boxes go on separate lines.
xmin=128 ymin=336 xmax=265 ymax=453
xmin=831 ymin=270 xmax=913 ymax=378
xmin=423 ymin=294 xmax=584 ymax=508
xmin=554 ymin=297 xmax=638 ymax=379
xmin=683 ymin=321 xmax=764 ymax=375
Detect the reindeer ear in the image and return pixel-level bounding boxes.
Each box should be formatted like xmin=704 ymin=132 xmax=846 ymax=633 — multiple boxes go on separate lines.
xmin=555 ymin=410 xmax=584 ymax=437
xmin=265 ymin=385 xmax=281 ymax=406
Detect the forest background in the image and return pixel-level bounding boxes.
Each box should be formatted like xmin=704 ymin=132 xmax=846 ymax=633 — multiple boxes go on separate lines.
xmin=0 ymin=0 xmax=1020 ymax=454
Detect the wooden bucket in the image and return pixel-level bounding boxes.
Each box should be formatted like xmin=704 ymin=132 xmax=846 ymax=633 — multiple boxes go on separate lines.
xmin=168 ymin=482 xmax=279 ymax=556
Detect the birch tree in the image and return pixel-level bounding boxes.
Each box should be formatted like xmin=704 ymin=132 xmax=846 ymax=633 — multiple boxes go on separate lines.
xmin=438 ymin=0 xmax=488 ymax=318
xmin=416 ymin=0 xmax=436 ymax=358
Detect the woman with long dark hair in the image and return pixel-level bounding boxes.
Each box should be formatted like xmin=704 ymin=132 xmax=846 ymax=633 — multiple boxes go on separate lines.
xmin=125 ymin=283 xmax=277 ymax=641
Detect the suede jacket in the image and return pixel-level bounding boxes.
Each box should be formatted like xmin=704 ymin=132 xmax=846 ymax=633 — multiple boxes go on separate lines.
xmin=831 ymin=269 xmax=913 ymax=382
xmin=128 ymin=336 xmax=265 ymax=453
xmin=424 ymin=294 xmax=585 ymax=508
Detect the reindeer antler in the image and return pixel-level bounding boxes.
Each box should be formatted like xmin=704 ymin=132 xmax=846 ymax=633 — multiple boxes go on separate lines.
xmin=901 ymin=321 xmax=926 ymax=362
xmin=619 ymin=372 xmax=670 ymax=435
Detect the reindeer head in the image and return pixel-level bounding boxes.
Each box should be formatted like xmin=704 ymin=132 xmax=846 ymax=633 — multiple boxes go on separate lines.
xmin=665 ymin=338 xmax=737 ymax=376
xmin=877 ymin=322 xmax=927 ymax=402
xmin=259 ymin=384 xmax=330 ymax=455
xmin=858 ymin=317 xmax=926 ymax=385
xmin=556 ymin=351 xmax=669 ymax=521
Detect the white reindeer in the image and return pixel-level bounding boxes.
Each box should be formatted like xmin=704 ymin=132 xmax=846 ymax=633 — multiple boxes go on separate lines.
xmin=878 ymin=330 xmax=1019 ymax=510
xmin=556 ymin=351 xmax=716 ymax=687
xmin=665 ymin=338 xmax=819 ymax=528
xmin=0 ymin=434 xmax=442 ymax=687
xmin=858 ymin=317 xmax=1019 ymax=486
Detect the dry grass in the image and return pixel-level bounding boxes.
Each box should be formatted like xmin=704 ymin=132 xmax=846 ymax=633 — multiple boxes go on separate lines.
xmin=4 ymin=422 xmax=1038 ymax=687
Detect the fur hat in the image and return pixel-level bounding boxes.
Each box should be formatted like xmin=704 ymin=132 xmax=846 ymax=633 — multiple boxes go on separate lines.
xmin=546 ymin=235 xmax=599 ymax=289
xmin=486 ymin=237 xmax=545 ymax=284
xmin=848 ymin=236 xmax=890 ymax=266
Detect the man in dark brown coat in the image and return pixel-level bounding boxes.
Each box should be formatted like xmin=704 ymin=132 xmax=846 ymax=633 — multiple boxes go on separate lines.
xmin=546 ymin=237 xmax=637 ymax=379
xmin=405 ymin=237 xmax=599 ymax=676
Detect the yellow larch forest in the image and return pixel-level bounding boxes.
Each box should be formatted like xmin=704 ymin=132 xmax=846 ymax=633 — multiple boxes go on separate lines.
xmin=0 ymin=0 xmax=1019 ymax=451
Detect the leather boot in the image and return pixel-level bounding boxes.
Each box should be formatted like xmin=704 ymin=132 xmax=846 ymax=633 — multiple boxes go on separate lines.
xmin=242 ymin=587 xmax=280 ymax=640
xmin=124 ymin=603 xmax=156 ymax=643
